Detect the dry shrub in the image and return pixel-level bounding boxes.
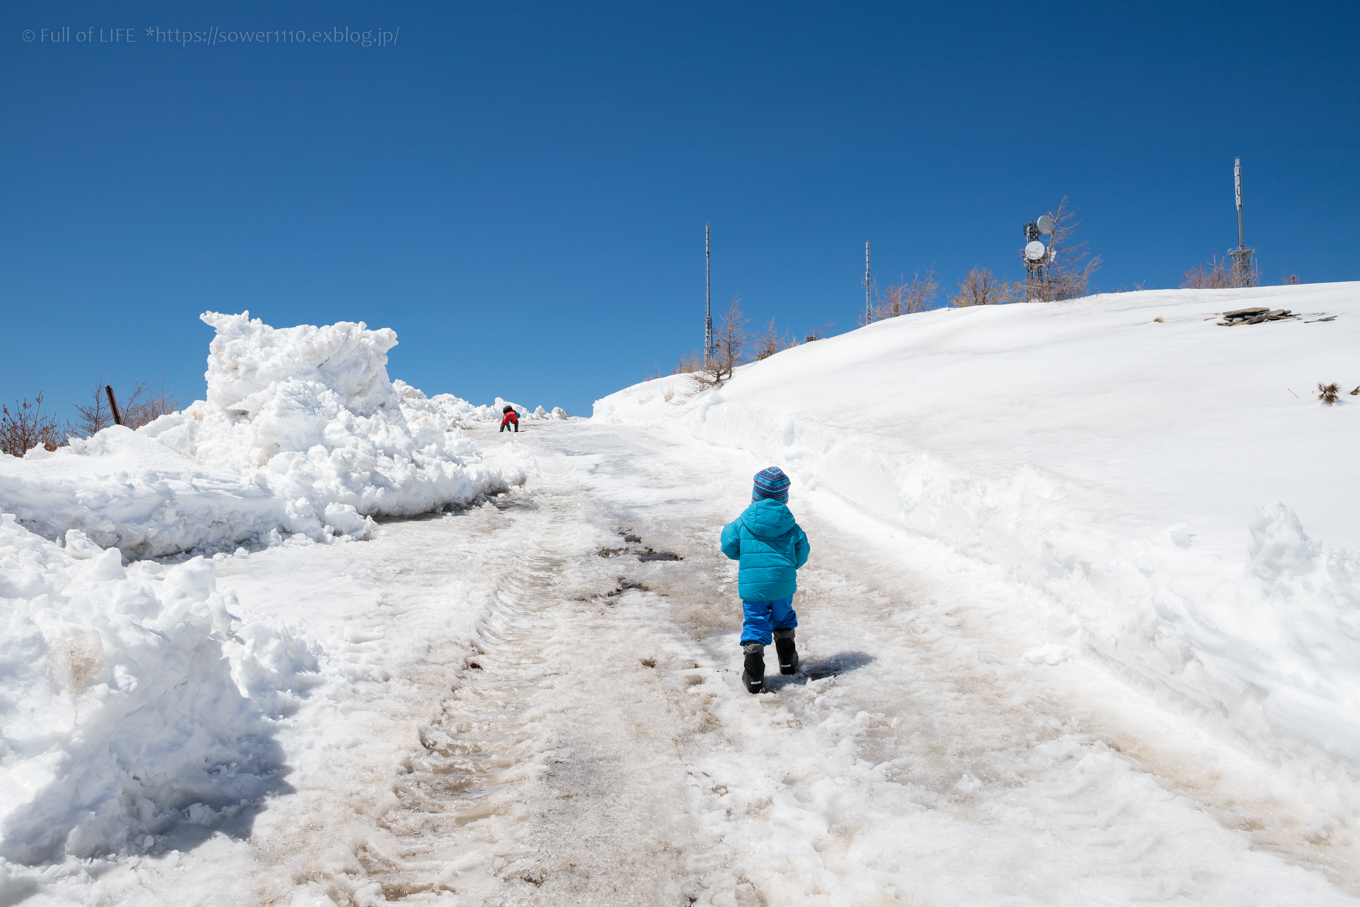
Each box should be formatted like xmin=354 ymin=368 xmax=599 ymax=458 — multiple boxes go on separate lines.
xmin=803 ymin=322 xmax=833 ymax=343
xmin=74 ymin=380 xmax=179 ymax=434
xmin=864 ymin=268 xmax=939 ymax=323
xmin=2 ymin=379 xmax=180 ymax=457
xmin=1180 ymin=256 xmax=1236 ymax=289
xmin=1 ymin=394 xmax=67 ymax=457
xmin=122 ymin=380 xmax=179 ymax=429
xmin=73 ymin=384 xmax=115 ymax=437
xmin=952 ymin=267 xmax=1019 ymax=307
xmin=1318 ymin=383 xmax=1340 ymax=405
xmin=673 ymin=351 xmax=704 ymax=375
xmin=753 ymin=317 xmax=796 ymax=361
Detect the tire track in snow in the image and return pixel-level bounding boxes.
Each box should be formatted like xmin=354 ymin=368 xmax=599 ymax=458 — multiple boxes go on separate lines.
xmin=351 ymin=466 xmax=725 ymax=905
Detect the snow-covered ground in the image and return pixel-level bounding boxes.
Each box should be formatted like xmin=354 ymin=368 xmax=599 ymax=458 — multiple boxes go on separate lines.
xmin=599 ymin=282 xmax=1360 ymax=782
xmin=3 ymin=287 xmax=1359 ymax=904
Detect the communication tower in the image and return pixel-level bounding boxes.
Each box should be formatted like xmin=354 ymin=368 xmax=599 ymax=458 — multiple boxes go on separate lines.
xmin=704 ymin=224 xmax=713 ymax=362
xmin=1227 ymin=158 xmax=1257 ymax=287
xmin=863 ymin=242 xmax=872 ymax=323
xmin=1020 ymin=213 xmax=1055 ymax=298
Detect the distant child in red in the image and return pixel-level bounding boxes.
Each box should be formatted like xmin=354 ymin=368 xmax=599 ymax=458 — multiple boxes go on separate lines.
xmin=500 ymin=406 xmax=520 ymax=433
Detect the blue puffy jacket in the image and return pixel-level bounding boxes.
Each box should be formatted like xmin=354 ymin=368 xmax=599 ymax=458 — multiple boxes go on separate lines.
xmin=720 ymin=498 xmax=810 ymax=601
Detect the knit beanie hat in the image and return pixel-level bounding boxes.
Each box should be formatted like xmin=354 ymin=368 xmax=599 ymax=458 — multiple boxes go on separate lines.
xmin=751 ymin=466 xmax=791 ymax=503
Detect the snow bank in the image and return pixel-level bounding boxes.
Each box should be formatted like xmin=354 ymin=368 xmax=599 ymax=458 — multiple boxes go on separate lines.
xmin=0 ymin=427 xmax=285 ymax=558
xmin=0 ymin=514 xmax=320 ymax=864
xmin=0 ymin=312 xmax=521 ymax=556
xmin=394 ymin=381 xmax=568 ymax=426
xmin=596 ymin=282 xmax=1360 ymax=775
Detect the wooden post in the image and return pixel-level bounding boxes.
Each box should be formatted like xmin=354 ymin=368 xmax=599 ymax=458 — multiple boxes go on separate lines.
xmin=105 ymin=385 xmax=123 ymax=426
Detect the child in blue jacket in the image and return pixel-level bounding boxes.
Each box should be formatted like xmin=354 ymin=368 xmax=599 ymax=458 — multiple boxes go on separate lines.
xmin=721 ymin=466 xmax=811 ymax=693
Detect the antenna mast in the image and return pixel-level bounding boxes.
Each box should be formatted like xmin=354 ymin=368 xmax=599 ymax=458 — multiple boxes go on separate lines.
xmin=863 ymin=242 xmax=872 ymax=324
xmin=704 ymin=224 xmax=713 ymax=362
xmin=1021 ymin=215 xmax=1053 ymax=300
xmin=1227 ymin=157 xmax=1256 ymax=288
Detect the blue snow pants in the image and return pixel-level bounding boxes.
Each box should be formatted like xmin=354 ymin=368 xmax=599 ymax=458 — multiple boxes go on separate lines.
xmin=740 ymin=596 xmax=798 ymax=646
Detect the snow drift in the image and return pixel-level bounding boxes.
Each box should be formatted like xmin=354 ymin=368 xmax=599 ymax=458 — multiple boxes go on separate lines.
xmin=0 ymin=312 xmax=521 ymax=556
xmin=0 ymin=514 xmax=320 ymax=864
xmin=596 ymin=282 xmax=1360 ymax=776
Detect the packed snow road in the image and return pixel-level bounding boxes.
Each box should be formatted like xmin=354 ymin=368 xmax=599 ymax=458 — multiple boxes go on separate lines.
xmin=23 ymin=420 xmax=1360 ymax=906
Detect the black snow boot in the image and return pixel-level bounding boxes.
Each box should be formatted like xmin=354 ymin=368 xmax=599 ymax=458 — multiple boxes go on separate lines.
xmin=742 ymin=642 xmax=765 ymax=693
xmin=774 ymin=628 xmax=800 ymax=675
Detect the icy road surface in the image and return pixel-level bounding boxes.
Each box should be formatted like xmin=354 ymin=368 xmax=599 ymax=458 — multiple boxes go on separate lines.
xmin=33 ymin=421 xmax=1360 ymax=906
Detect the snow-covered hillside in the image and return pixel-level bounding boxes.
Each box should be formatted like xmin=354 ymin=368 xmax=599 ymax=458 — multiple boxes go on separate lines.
xmin=597 ymin=283 xmax=1360 ymax=779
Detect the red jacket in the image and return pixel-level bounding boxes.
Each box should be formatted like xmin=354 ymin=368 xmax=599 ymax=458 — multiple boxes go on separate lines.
xmin=500 ymin=410 xmax=519 ymax=427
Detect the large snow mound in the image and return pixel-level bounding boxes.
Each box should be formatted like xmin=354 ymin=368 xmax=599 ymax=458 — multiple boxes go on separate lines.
xmin=0 ymin=312 xmax=522 ymax=556
xmin=0 ymin=514 xmax=321 ymax=864
xmin=596 ymin=282 xmax=1360 ymax=776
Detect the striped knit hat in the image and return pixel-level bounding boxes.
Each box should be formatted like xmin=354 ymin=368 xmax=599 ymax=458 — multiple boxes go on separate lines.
xmin=751 ymin=466 xmax=791 ymax=503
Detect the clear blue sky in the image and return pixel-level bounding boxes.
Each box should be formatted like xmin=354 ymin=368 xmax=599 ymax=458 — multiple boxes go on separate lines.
xmin=3 ymin=1 xmax=1357 ymax=417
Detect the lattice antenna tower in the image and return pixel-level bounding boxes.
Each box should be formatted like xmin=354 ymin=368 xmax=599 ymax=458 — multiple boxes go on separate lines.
xmin=863 ymin=242 xmax=872 ymax=324
xmin=1227 ymin=158 xmax=1257 ymax=288
xmin=1021 ymin=214 xmax=1055 ymax=299
xmin=704 ymin=224 xmax=713 ymax=362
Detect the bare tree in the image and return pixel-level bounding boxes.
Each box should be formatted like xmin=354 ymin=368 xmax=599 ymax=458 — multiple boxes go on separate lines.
xmin=691 ymin=296 xmax=750 ymax=390
xmin=863 ymin=268 xmax=939 ymax=322
xmin=1179 ymin=256 xmax=1236 ymax=289
xmin=952 ymin=267 xmax=1019 ymax=307
xmin=1 ymin=394 xmax=68 ymax=457
xmin=1028 ymin=197 xmax=1101 ymax=301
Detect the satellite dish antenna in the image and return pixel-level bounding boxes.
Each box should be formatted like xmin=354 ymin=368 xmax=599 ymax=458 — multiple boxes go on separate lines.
xmin=1025 ymin=240 xmax=1047 ymax=261
xmin=1035 ymin=214 xmax=1054 ymax=235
